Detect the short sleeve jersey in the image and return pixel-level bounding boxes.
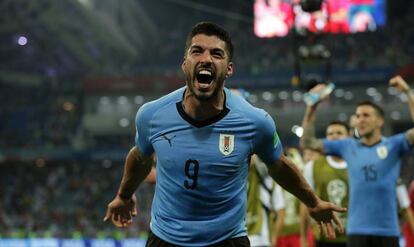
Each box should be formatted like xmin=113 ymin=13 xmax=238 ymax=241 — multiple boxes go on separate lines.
xmin=323 ymin=134 xmax=412 ymax=236
xmin=135 ymin=87 xmax=283 ymax=246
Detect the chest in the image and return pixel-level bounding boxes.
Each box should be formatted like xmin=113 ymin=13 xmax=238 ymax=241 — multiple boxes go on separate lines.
xmin=150 ymin=123 xmax=253 ymax=175
xmin=345 ymin=143 xmax=400 ymax=183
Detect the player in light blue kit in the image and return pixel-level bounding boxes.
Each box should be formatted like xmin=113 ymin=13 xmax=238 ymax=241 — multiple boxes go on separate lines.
xmin=301 ymin=78 xmax=414 ymax=247
xmin=104 ymin=22 xmax=345 ymax=247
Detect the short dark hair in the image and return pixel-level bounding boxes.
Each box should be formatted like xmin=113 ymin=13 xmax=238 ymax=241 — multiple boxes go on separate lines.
xmin=327 ymin=120 xmax=350 ymax=133
xmin=184 ymin=22 xmax=234 ymax=60
xmin=357 ymin=100 xmax=384 ymax=118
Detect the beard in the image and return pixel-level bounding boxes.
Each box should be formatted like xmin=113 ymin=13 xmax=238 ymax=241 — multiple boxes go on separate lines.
xmin=358 ymin=128 xmax=374 ymax=138
xmin=185 ymin=73 xmax=225 ymax=101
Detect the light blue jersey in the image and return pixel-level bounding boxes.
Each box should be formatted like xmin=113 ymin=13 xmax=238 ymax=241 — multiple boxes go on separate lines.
xmin=323 ymin=134 xmax=412 ymax=236
xmin=135 ymin=87 xmax=283 ymax=246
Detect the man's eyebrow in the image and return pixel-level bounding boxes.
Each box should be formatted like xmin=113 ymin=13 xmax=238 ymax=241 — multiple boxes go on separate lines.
xmin=211 ymin=48 xmax=225 ymax=54
xmin=190 ymin=45 xmax=224 ymax=52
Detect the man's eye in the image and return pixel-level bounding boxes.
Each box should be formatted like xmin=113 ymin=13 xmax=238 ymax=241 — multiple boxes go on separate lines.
xmin=212 ymin=53 xmax=223 ymax=58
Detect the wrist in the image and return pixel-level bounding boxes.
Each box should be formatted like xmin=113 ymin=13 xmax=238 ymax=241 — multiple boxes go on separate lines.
xmin=117 ymin=192 xmax=133 ymax=200
xmin=305 ymin=194 xmax=320 ymax=209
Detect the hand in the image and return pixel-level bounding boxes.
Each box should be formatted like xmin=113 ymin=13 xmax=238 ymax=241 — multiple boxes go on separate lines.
xmin=304 ymin=83 xmax=334 ymax=107
xmin=389 ymin=75 xmax=410 ymax=93
xmin=307 ymin=199 xmax=347 ymax=239
xmin=103 ymin=194 xmax=137 ymax=228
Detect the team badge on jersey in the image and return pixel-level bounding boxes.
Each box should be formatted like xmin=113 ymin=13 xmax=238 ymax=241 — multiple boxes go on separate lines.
xmin=327 ymin=179 xmax=347 ymax=206
xmin=219 ymin=134 xmax=235 ymax=156
xmin=376 ymin=146 xmax=388 ymax=159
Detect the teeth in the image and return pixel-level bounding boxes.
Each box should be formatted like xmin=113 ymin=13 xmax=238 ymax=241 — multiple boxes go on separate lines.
xmin=198 ymin=70 xmax=212 ymax=76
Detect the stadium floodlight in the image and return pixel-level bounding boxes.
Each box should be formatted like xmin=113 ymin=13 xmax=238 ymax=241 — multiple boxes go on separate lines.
xmin=300 ymin=0 xmax=323 ymax=12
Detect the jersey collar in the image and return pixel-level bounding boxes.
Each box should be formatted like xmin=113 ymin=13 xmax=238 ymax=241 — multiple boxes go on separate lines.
xmin=176 ymin=90 xmax=230 ymax=128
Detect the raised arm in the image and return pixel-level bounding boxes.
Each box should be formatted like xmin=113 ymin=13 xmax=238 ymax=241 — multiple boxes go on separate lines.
xmin=301 ymin=104 xmax=325 ymax=151
xmin=103 ymin=146 xmax=153 ymax=227
xmin=389 ymin=75 xmax=414 ymax=122
xmin=268 ymin=155 xmax=346 ymax=239
xmin=389 ymin=76 xmax=414 ymax=145
xmin=300 ymin=84 xmax=330 ymax=151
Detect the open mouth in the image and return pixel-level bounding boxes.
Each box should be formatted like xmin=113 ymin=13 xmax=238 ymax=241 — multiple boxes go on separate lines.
xmin=196 ymin=70 xmax=214 ymax=85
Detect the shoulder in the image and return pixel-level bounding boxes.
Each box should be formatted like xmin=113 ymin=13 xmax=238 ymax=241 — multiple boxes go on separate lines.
xmin=324 ymin=137 xmax=354 ymax=146
xmin=386 ymin=132 xmax=408 ymax=142
xmin=225 ymin=88 xmax=275 ymax=127
xmin=136 ymin=87 xmax=185 ymax=121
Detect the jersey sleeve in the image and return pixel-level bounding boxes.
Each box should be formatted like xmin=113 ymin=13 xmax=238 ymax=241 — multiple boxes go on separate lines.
xmin=253 ymin=110 xmax=283 ymax=166
xmin=390 ymin=132 xmax=413 ymax=156
xmin=135 ymin=104 xmax=154 ymax=157
xmin=322 ymin=138 xmax=350 ymax=157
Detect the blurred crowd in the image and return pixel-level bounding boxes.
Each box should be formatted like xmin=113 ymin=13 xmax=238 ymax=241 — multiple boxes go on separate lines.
xmin=0 ymin=161 xmax=154 ymax=238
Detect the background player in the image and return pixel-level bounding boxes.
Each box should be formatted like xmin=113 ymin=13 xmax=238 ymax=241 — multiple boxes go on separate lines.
xmin=300 ymin=76 xmax=414 ymax=247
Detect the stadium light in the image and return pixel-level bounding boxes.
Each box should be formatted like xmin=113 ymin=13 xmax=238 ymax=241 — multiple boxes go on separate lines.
xmin=17 ymin=36 xmax=28 ymax=46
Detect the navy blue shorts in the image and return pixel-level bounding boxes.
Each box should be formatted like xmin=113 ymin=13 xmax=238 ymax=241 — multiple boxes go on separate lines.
xmin=145 ymin=230 xmax=250 ymax=247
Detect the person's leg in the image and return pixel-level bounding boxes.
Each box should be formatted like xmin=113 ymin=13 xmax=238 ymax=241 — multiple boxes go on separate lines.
xmin=145 ymin=231 xmax=178 ymax=247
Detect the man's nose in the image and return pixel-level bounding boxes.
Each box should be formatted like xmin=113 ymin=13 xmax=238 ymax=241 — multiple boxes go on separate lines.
xmin=200 ymin=51 xmax=213 ymax=63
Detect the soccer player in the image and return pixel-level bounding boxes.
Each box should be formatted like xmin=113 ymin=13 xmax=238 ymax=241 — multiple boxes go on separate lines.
xmin=104 ymin=22 xmax=345 ymax=247
xmin=247 ymin=155 xmax=285 ymax=247
xmin=300 ymin=77 xmax=414 ymax=247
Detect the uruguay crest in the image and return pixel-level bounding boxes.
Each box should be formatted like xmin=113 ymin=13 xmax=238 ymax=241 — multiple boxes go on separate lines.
xmin=376 ymin=145 xmax=388 ymax=159
xmin=219 ymin=134 xmax=235 ymax=156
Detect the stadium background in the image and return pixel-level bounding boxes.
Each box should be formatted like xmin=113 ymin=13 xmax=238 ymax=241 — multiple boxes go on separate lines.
xmin=0 ymin=0 xmax=413 ymax=246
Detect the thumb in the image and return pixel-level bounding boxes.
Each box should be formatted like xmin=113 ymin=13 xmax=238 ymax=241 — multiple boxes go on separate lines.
xmin=103 ymin=208 xmax=112 ymax=222
xmin=131 ymin=207 xmax=138 ymax=217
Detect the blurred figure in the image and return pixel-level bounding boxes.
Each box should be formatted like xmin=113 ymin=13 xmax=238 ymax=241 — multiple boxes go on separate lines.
xmin=247 ymin=154 xmax=286 ymax=247
xmin=301 ymin=76 xmax=414 ymax=247
xmin=276 ymin=148 xmax=315 ymax=247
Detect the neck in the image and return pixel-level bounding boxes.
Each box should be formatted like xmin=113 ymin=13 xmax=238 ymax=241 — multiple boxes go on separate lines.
xmin=182 ymin=89 xmax=225 ymax=121
xmin=361 ymin=129 xmax=382 ymax=146
xmin=331 ymin=156 xmax=343 ymax=163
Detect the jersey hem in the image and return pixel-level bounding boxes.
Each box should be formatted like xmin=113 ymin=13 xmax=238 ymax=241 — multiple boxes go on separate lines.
xmin=347 ymin=228 xmax=399 ymax=237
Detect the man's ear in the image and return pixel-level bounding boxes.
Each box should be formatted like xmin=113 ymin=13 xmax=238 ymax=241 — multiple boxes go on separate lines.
xmin=226 ymin=62 xmax=233 ymax=78
xmin=181 ymin=58 xmax=186 ymax=72
xmin=378 ymin=117 xmax=385 ymax=128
